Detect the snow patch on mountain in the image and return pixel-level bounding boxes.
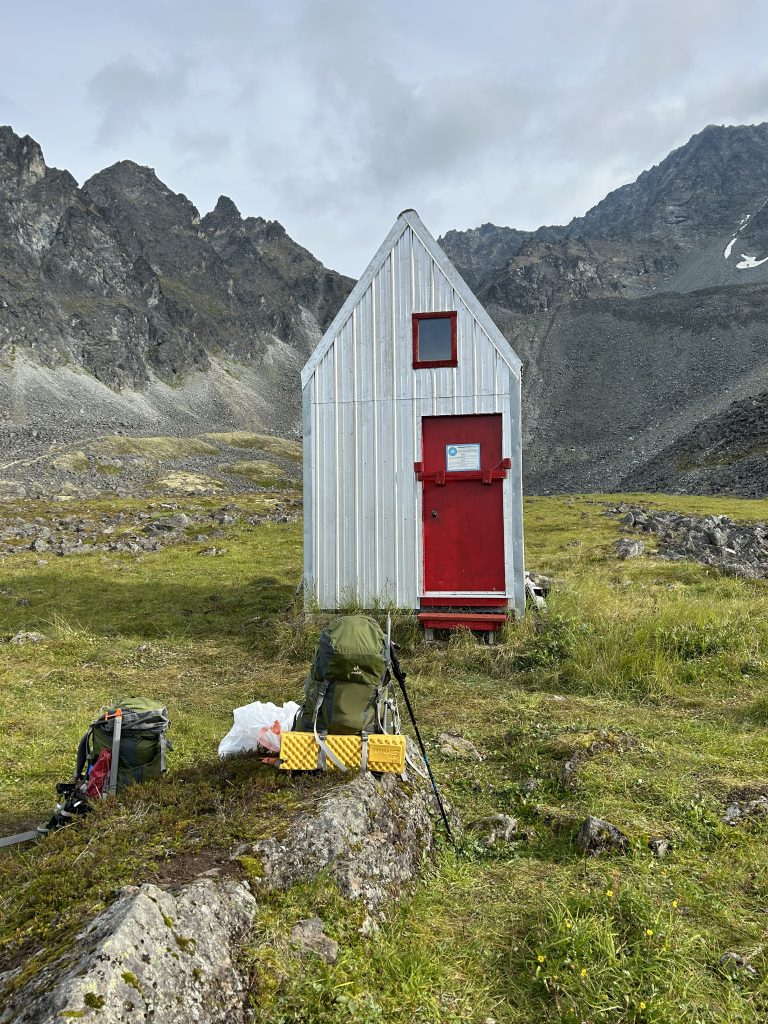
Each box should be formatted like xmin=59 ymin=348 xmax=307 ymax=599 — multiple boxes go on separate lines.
xmin=736 ymin=254 xmax=768 ymax=269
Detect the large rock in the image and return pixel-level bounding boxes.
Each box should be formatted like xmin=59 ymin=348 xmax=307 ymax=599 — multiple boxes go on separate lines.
xmin=615 ymin=538 xmax=644 ymax=560
xmin=610 ymin=504 xmax=768 ymax=578
xmin=249 ymin=770 xmax=435 ymax=913
xmin=0 ymin=878 xmax=257 ymax=1024
xmin=1 ymin=758 xmax=439 ymax=1020
xmin=438 ymin=733 xmax=483 ymax=760
xmin=575 ymin=815 xmax=630 ymax=856
xmin=290 ymin=918 xmax=339 ymax=964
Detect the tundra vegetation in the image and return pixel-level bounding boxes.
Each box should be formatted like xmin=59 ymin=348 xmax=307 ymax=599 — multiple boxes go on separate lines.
xmin=1 ymin=492 xmax=768 ymax=1022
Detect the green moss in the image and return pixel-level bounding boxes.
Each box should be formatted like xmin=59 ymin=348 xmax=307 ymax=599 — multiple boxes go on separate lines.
xmin=238 ymin=854 xmax=266 ymax=880
xmin=89 ymin=436 xmax=219 ymax=459
xmin=219 ymin=460 xmax=287 ymax=486
xmin=174 ymin=934 xmax=197 ymax=954
xmin=121 ymin=971 xmax=142 ymax=992
xmin=83 ymin=992 xmax=106 ymax=1009
xmin=204 ymin=432 xmax=302 ymax=462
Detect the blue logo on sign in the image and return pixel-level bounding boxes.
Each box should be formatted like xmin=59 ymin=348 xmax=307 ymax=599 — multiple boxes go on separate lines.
xmin=448 ymin=446 xmax=458 ymax=456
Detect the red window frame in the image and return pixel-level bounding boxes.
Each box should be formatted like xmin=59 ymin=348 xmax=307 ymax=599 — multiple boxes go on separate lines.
xmin=412 ymin=311 xmax=458 ymax=369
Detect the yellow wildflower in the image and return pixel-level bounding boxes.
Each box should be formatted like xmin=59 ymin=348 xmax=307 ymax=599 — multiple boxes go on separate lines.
xmin=537 ymin=954 xmax=546 ymax=963
xmin=640 ymin=1002 xmax=647 ymax=1010
xmin=606 ymin=889 xmax=613 ymax=897
xmin=565 ymin=921 xmax=573 ymax=930
xmin=646 ymin=928 xmax=654 ymax=937
xmin=672 ymin=900 xmax=678 ymax=908
xmin=580 ymin=967 xmax=587 ymax=977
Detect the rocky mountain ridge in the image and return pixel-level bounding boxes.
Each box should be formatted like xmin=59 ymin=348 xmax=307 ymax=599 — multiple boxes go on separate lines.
xmin=2 ymin=121 xmax=768 ymax=497
xmin=440 ymin=122 xmax=768 ymax=495
xmin=0 ymin=126 xmax=352 ymax=450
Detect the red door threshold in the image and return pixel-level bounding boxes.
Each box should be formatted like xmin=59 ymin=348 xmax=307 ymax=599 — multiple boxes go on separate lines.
xmin=417 ymin=611 xmax=507 ymax=632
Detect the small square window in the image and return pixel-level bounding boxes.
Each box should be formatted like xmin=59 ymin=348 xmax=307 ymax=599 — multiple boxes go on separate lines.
xmin=412 ymin=311 xmax=458 ymax=368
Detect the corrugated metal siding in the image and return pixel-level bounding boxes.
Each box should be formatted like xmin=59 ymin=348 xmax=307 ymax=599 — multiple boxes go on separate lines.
xmin=304 ymin=223 xmax=523 ymax=611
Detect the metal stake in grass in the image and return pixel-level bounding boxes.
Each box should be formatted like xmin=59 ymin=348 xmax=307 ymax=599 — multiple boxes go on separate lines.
xmin=386 ymin=614 xmax=453 ymax=842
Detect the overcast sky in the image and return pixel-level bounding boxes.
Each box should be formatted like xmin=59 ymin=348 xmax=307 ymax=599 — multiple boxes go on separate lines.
xmin=2 ymin=0 xmax=767 ymax=276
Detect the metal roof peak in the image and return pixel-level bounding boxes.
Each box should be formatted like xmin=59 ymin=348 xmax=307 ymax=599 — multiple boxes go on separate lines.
xmin=301 ymin=210 xmax=522 ymax=387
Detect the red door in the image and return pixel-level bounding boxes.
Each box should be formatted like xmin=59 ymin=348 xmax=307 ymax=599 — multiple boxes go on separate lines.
xmin=418 ymin=414 xmax=508 ymax=595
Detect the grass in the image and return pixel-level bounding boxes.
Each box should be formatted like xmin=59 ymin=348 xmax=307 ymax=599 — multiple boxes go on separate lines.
xmin=219 ymin=460 xmax=287 ymax=485
xmin=2 ymin=492 xmax=768 ymax=1021
xmin=204 ymin=431 xmax=303 ymax=461
xmin=152 ymin=470 xmax=225 ymax=493
xmin=89 ymin=436 xmax=220 ymax=459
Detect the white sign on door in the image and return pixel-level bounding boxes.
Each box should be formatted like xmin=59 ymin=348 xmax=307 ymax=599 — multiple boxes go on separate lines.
xmin=445 ymin=443 xmax=480 ymax=471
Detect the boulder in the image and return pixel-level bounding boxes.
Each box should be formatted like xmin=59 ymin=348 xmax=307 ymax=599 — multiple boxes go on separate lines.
xmin=575 ymin=815 xmax=630 ymax=856
xmin=615 ymin=538 xmax=644 ymax=559
xmin=248 ymin=770 xmax=435 ymax=914
xmin=0 ymin=879 xmax=257 ymax=1024
xmin=438 ymin=733 xmax=483 ymax=760
xmin=469 ymin=813 xmax=523 ymax=848
xmin=290 ymin=918 xmax=339 ymax=964
xmin=9 ymin=631 xmax=46 ymax=645
xmin=648 ymin=837 xmax=671 ymax=858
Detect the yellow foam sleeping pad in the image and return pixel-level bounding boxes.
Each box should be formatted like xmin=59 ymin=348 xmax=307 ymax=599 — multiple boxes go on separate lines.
xmin=279 ymin=732 xmax=406 ymax=773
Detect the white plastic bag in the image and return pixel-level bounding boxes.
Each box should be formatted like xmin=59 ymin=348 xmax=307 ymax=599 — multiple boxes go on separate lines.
xmin=218 ymin=700 xmax=301 ymax=758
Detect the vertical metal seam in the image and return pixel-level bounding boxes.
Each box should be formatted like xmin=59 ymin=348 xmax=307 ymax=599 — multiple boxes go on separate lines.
xmin=452 ymin=286 xmax=458 ymax=415
xmin=333 ymin=343 xmax=340 ymax=605
xmin=371 ymin=276 xmax=379 ymax=600
xmin=394 ymin=236 xmax=405 ymax=606
xmin=472 ymin=320 xmax=478 ymax=414
xmin=352 ymin=307 xmax=359 ymax=596
xmin=313 ymin=371 xmax=321 ymax=606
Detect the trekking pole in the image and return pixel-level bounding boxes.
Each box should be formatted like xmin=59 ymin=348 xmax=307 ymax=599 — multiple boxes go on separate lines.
xmin=386 ymin=616 xmax=453 ymax=842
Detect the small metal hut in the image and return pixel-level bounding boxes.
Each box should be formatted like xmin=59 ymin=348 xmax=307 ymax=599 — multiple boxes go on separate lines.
xmin=301 ymin=209 xmax=524 ymax=636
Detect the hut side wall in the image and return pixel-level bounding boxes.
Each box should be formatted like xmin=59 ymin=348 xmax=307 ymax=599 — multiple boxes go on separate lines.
xmin=303 ymin=223 xmax=523 ymax=613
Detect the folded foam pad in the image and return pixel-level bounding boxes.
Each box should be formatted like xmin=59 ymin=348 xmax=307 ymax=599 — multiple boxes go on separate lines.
xmin=279 ymin=732 xmax=406 ymax=773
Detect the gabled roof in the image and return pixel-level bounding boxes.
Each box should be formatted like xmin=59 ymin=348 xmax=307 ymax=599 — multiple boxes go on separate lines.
xmin=301 ymin=209 xmax=521 ymax=387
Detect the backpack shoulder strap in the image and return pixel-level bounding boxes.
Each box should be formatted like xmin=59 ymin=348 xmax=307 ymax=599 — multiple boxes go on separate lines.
xmin=311 ymin=686 xmax=347 ymax=772
xmin=108 ymin=710 xmax=123 ymax=796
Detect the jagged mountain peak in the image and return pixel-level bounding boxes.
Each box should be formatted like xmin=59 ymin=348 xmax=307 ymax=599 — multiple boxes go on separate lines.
xmin=571 ymin=121 xmax=768 ymax=242
xmin=85 ymin=159 xmax=167 ymax=189
xmin=208 ymin=194 xmax=241 ymax=222
xmin=0 ymin=125 xmax=353 ymax=441
xmin=0 ymin=125 xmax=50 ymax=185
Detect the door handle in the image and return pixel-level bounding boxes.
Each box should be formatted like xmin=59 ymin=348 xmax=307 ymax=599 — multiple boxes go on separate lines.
xmin=431 ymin=510 xmax=438 ymax=519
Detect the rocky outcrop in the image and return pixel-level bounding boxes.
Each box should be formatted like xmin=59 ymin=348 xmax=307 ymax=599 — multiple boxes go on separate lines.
xmin=0 ymin=878 xmax=257 ymax=1024
xmin=0 ymin=125 xmax=353 ymax=447
xmin=608 ymin=503 xmax=768 ymax=578
xmin=0 ymin=763 xmax=438 ymax=1023
xmin=440 ymin=122 xmax=768 ymax=496
xmin=575 ymin=815 xmax=630 ymax=856
xmin=247 ymin=771 xmax=435 ymax=914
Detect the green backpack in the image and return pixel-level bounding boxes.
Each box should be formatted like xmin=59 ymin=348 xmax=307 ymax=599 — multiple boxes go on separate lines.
xmin=79 ymin=697 xmax=172 ymax=796
xmin=296 ymin=615 xmax=395 ymax=750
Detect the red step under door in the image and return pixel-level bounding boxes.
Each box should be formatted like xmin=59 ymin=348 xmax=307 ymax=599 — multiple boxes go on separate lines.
xmin=416 ymin=414 xmax=509 ymax=599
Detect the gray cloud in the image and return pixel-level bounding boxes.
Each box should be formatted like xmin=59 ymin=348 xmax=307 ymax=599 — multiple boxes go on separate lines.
xmin=1 ymin=0 xmax=767 ymax=274
xmin=88 ymin=55 xmax=192 ymax=144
